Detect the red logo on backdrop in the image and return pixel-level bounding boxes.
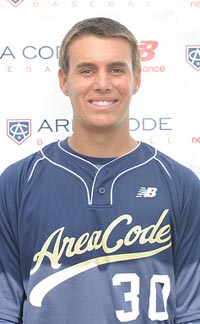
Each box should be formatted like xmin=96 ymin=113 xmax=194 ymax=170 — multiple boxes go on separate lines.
xmin=139 ymin=41 xmax=158 ymax=61
xmin=6 ymin=0 xmax=24 ymax=6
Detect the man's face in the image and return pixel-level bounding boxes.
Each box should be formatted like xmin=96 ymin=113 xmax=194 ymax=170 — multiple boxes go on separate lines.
xmin=58 ymin=35 xmax=141 ymax=133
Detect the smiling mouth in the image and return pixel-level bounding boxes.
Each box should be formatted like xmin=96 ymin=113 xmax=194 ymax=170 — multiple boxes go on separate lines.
xmin=90 ymin=100 xmax=117 ymax=107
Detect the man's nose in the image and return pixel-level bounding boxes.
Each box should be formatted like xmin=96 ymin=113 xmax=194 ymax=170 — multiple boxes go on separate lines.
xmin=93 ymin=70 xmax=112 ymax=92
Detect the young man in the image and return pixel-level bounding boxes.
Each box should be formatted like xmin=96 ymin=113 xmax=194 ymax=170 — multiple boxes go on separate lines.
xmin=0 ymin=17 xmax=200 ymax=324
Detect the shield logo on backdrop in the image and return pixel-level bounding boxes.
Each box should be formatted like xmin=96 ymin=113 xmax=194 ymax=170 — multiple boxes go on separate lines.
xmin=6 ymin=0 xmax=24 ymax=6
xmin=186 ymin=46 xmax=200 ymax=71
xmin=7 ymin=119 xmax=32 ymax=144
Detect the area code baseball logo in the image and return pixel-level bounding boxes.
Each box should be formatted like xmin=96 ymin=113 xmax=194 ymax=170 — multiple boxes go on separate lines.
xmin=7 ymin=119 xmax=32 ymax=144
xmin=186 ymin=46 xmax=200 ymax=71
xmin=6 ymin=0 xmax=24 ymax=6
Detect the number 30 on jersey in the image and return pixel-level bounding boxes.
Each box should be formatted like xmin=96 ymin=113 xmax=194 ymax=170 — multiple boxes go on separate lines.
xmin=112 ymin=273 xmax=170 ymax=322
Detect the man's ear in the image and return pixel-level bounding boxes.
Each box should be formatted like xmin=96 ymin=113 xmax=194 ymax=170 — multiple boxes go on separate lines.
xmin=58 ymin=68 xmax=69 ymax=96
xmin=133 ymin=68 xmax=141 ymax=95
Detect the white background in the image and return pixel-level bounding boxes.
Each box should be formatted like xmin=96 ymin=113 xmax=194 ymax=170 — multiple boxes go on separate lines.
xmin=0 ymin=0 xmax=199 ymax=177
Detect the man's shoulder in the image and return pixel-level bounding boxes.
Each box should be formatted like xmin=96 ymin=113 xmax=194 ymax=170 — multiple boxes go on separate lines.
xmin=0 ymin=141 xmax=59 ymax=183
xmin=141 ymin=142 xmax=200 ymax=184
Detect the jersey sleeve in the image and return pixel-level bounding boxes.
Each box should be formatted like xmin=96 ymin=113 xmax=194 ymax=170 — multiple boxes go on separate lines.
xmin=0 ymin=167 xmax=25 ymax=324
xmin=174 ymin=171 xmax=200 ymax=323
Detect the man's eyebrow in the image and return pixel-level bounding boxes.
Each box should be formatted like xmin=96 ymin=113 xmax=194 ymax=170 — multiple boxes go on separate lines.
xmin=109 ymin=61 xmax=129 ymax=67
xmin=75 ymin=61 xmax=129 ymax=69
xmin=75 ymin=62 xmax=96 ymax=69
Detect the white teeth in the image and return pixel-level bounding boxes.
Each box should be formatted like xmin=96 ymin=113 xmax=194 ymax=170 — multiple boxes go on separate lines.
xmin=92 ymin=101 xmax=113 ymax=106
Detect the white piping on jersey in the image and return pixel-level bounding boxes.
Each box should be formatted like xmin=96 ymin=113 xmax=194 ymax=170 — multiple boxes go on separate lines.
xmin=40 ymin=149 xmax=92 ymax=203
xmin=58 ymin=140 xmax=143 ymax=205
xmin=58 ymin=140 xmax=141 ymax=169
xmin=58 ymin=141 xmax=99 ymax=170
xmin=28 ymin=142 xmax=172 ymax=206
xmin=109 ymin=154 xmax=156 ymax=205
xmin=28 ymin=157 xmax=45 ymax=182
xmin=154 ymin=157 xmax=172 ymax=179
xmin=108 ymin=154 xmax=172 ymax=205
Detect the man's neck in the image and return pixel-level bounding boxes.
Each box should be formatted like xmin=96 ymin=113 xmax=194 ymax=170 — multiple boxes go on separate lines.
xmin=67 ymin=129 xmax=138 ymax=158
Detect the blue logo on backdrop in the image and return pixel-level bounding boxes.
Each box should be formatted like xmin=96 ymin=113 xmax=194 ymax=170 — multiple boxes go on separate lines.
xmin=186 ymin=46 xmax=200 ymax=71
xmin=7 ymin=119 xmax=31 ymax=144
xmin=6 ymin=0 xmax=24 ymax=6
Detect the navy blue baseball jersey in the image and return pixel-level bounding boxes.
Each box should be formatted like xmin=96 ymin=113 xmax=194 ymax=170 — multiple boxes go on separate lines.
xmin=0 ymin=139 xmax=200 ymax=324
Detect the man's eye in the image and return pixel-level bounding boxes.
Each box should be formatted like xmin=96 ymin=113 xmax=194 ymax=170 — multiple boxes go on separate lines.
xmin=112 ymin=68 xmax=123 ymax=74
xmin=81 ymin=69 xmax=93 ymax=75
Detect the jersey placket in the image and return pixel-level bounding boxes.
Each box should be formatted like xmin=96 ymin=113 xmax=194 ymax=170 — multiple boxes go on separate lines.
xmin=90 ymin=166 xmax=113 ymax=206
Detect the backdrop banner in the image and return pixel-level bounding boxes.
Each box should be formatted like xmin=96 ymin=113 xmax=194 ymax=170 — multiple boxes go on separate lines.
xmin=0 ymin=0 xmax=199 ymax=177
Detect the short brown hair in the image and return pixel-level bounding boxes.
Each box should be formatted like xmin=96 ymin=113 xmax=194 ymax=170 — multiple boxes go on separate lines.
xmin=59 ymin=17 xmax=141 ymax=76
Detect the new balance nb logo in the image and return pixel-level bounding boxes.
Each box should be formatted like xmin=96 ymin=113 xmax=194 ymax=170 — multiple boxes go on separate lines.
xmin=136 ymin=187 xmax=157 ymax=198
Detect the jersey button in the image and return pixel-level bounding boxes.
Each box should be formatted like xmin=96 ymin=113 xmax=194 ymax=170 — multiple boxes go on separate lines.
xmin=98 ymin=186 xmax=106 ymax=194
